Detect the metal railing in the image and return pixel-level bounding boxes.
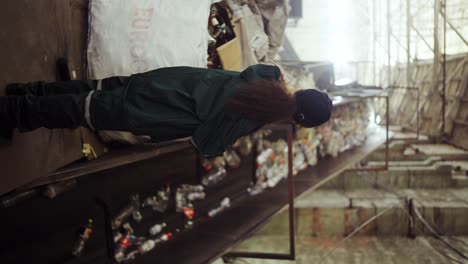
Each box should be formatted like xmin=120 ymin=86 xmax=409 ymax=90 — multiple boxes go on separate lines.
xmin=222 ymin=123 xmax=296 ymax=262
xmin=346 ymin=95 xmax=390 ymax=172
xmin=388 ymin=85 xmax=421 ymax=140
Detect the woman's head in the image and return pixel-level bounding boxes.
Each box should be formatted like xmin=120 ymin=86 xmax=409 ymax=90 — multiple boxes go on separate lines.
xmin=225 ymin=80 xmax=332 ymax=126
xmin=293 ymin=89 xmax=333 ymax=127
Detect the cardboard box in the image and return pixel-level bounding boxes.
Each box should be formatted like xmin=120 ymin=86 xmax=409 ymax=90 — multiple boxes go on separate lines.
xmin=216 ymin=37 xmax=242 ymax=71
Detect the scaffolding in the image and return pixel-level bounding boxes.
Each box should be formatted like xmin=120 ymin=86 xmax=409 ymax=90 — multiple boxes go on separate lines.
xmin=282 ymin=0 xmax=466 ymax=145
xmin=376 ymin=0 xmax=468 ymax=147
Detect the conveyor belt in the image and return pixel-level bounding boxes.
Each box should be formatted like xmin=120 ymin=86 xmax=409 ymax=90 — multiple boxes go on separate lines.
xmin=0 ymin=127 xmax=387 ymax=264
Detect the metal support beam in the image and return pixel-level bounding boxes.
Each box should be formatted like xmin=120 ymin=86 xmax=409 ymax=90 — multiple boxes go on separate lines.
xmin=387 ymin=86 xmax=420 ymax=140
xmin=391 ymin=31 xmax=410 ymax=53
xmin=385 ymin=95 xmax=390 ymax=170
xmin=440 ymin=10 xmax=468 ymax=47
xmin=346 ymin=95 xmax=389 ymax=172
xmin=407 ymin=198 xmax=416 ymax=239
xmin=433 ymin=0 xmax=441 ymax=137
xmin=434 ymin=0 xmax=440 ymax=67
xmin=373 ymin=0 xmax=377 ymax=86
xmin=223 ymin=124 xmax=296 ymax=262
xmin=286 ymin=130 xmax=295 ymax=260
xmin=411 ymin=25 xmax=434 ymax=53
xmin=387 ymin=0 xmax=392 ymax=87
xmin=442 ymin=0 xmax=446 ymax=137
xmin=406 ymin=0 xmax=411 ymax=86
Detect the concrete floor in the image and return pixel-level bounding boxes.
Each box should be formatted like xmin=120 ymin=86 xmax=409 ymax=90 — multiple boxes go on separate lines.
xmin=222 ymin=236 xmax=468 ymax=264
xmin=217 ymin=141 xmax=468 ymax=264
xmin=0 ymin=0 xmax=91 ymax=194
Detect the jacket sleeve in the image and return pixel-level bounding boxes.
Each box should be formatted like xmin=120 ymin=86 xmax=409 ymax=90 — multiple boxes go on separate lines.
xmin=240 ymin=64 xmax=281 ymax=82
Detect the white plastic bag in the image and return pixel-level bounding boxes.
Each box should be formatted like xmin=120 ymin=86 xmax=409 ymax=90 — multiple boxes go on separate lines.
xmin=87 ymin=0 xmax=215 ymax=79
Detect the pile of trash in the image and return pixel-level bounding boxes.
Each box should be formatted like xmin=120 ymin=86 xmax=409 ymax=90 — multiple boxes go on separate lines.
xmin=208 ymin=0 xmax=289 ymax=69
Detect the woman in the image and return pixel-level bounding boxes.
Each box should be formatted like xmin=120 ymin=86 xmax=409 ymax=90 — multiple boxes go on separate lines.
xmin=0 ymin=64 xmax=333 ymax=156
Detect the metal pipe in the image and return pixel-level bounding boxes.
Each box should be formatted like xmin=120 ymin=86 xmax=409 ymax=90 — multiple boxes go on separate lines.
xmin=387 ymin=86 xmax=420 ymax=140
xmin=442 ymin=0 xmax=446 ymax=137
xmin=373 ymin=0 xmax=377 ymax=86
xmin=385 ymin=96 xmax=389 ymax=169
xmin=390 ymin=32 xmax=410 ymax=53
xmin=434 ymin=0 xmax=440 ymax=59
xmin=417 ymin=87 xmax=420 ymax=139
xmin=406 ymin=0 xmax=411 ymax=86
xmin=387 ymin=85 xmax=419 ymax=89
xmin=433 ymin=0 xmax=441 ymax=137
xmin=378 ymin=0 xmax=383 ymax=86
xmin=387 ymin=0 xmax=392 ymax=87
xmin=223 ymin=252 xmax=294 ymax=260
xmin=224 ymin=124 xmax=296 ymax=261
xmin=454 ymin=119 xmax=468 ymax=126
xmin=387 ymin=85 xmax=418 ymax=89
xmin=346 ymin=166 xmax=387 ymax=172
xmin=287 ymin=127 xmax=296 ymax=260
xmin=412 ymin=25 xmax=434 ymax=53
xmin=439 ymin=10 xmax=468 ymax=47
xmin=407 ymin=198 xmax=416 ymax=239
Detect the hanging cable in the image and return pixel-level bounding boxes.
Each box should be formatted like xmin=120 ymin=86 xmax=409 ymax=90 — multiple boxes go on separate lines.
xmin=375 ymin=179 xmax=468 ymax=261
xmin=362 ymin=173 xmax=468 ymax=261
xmin=412 ymin=203 xmax=468 ymax=261
xmin=448 ymin=236 xmax=468 ymax=248
xmin=432 ymin=244 xmax=465 ymax=264
xmin=394 ymin=205 xmax=466 ymax=264
xmin=317 ymin=201 xmax=405 ymax=264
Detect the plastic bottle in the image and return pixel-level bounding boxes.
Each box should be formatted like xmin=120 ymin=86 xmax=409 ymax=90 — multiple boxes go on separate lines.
xmin=130 ymin=195 xmax=142 ymax=222
xmin=142 ymin=196 xmax=158 ymax=208
xmin=175 ymin=190 xmax=187 ymax=212
xmin=113 ymin=222 xmax=133 ymax=243
xmin=224 ymin=150 xmax=241 ymax=168
xmin=187 ymin=191 xmax=206 ymax=201
xmin=247 ymin=183 xmax=264 ymax=196
xmin=238 ymin=136 xmax=253 ymax=156
xmin=132 ymin=211 xmax=142 ymax=222
xmin=202 ymin=158 xmax=213 ymax=172
xmin=201 ymin=167 xmax=227 ymax=186
xmin=112 ymin=205 xmax=135 ymax=230
xmin=213 ymin=157 xmax=226 ymax=168
xmin=142 ymin=185 xmax=170 ymax=212
xmin=138 ymin=240 xmax=156 ymax=254
xmin=129 ymin=235 xmax=146 ymax=245
xmin=72 ymin=219 xmax=93 ymax=256
xmin=159 ymin=232 xmax=172 ymax=241
xmin=114 ymin=235 xmax=131 ymax=262
xmin=122 ymin=222 xmax=134 ymax=235
xmin=149 ymin=222 xmax=167 ymax=236
xmin=208 ymin=197 xmax=230 ymax=217
xmin=159 ymin=185 xmax=171 ymax=200
xmin=184 ymin=207 xmax=195 ymax=228
xmin=256 ymin=148 xmax=274 ymax=167
xmin=267 ymin=172 xmax=287 ymax=188
xmin=180 ymin=184 xmax=204 ymax=192
xmin=113 ymin=232 xmax=122 ymax=243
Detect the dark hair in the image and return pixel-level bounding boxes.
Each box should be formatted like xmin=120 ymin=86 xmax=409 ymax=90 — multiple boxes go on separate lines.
xmin=224 ymin=79 xmax=296 ymax=123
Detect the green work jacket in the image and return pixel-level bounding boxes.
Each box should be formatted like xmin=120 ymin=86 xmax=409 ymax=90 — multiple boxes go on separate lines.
xmin=124 ymin=64 xmax=281 ymax=156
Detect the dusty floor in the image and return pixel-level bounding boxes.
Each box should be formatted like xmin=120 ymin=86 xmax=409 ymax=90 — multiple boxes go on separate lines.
xmin=222 ymin=236 xmax=468 ymax=264
xmin=0 ymin=0 xmax=90 ymax=194
xmin=216 ymin=142 xmax=468 ymax=264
